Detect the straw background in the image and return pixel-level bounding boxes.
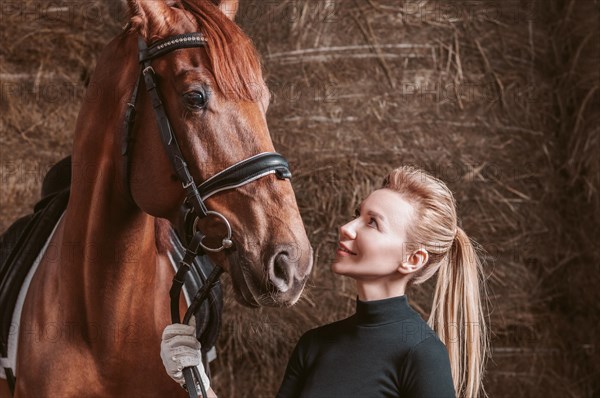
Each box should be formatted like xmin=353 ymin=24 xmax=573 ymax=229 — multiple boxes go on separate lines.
xmin=1 ymin=0 xmax=598 ymax=397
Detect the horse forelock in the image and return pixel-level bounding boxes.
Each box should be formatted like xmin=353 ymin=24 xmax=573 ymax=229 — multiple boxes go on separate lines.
xmin=180 ymin=0 xmax=264 ymax=102
xmin=126 ymin=1 xmax=147 ymax=38
xmin=126 ymin=1 xmax=263 ymax=102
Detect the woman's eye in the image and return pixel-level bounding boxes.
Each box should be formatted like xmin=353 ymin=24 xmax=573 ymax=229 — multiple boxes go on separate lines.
xmin=184 ymin=91 xmax=208 ymax=109
xmin=354 ymin=208 xmax=360 ymax=218
xmin=368 ymin=217 xmax=378 ymax=228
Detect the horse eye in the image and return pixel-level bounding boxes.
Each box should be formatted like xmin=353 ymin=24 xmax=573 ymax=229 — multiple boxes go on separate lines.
xmin=184 ymin=90 xmax=207 ymax=109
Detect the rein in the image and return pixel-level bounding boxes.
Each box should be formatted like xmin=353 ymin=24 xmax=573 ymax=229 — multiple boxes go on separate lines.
xmin=123 ymin=32 xmax=292 ymax=397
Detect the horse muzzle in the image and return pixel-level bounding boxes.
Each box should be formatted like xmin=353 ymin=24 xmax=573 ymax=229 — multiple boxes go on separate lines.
xmin=228 ymin=243 xmax=313 ymax=307
xmin=267 ymin=243 xmax=313 ymax=303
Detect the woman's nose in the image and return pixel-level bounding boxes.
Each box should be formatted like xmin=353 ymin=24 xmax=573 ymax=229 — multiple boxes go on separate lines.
xmin=339 ymin=219 xmax=357 ymax=240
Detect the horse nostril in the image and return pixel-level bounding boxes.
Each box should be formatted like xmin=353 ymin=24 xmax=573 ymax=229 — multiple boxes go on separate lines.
xmin=270 ymin=252 xmax=293 ymax=293
xmin=274 ymin=253 xmax=289 ymax=280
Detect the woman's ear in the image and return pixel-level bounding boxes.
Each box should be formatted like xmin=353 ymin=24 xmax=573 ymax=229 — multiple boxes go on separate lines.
xmin=211 ymin=0 xmax=239 ymax=21
xmin=398 ymin=249 xmax=429 ymax=274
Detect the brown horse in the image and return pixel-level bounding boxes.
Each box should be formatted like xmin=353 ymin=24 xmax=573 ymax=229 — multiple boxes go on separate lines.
xmin=0 ymin=0 xmax=312 ymax=396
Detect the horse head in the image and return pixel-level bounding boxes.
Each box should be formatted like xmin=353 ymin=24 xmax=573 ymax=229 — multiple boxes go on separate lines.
xmin=119 ymin=0 xmax=313 ymax=306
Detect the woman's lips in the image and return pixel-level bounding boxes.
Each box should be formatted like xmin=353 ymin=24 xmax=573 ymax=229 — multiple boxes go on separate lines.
xmin=336 ymin=243 xmax=357 ymax=256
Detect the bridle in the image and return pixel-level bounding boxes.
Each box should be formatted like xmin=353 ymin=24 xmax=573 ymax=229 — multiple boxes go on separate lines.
xmin=122 ymin=31 xmax=292 ymax=397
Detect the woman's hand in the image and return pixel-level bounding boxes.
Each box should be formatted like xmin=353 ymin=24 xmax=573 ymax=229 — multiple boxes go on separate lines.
xmin=160 ymin=322 xmax=213 ymax=396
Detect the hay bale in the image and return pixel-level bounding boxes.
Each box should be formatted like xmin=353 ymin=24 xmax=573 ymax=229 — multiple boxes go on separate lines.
xmin=0 ymin=0 xmax=122 ymax=229
xmin=222 ymin=1 xmax=596 ymax=396
xmin=556 ymin=0 xmax=600 ymax=213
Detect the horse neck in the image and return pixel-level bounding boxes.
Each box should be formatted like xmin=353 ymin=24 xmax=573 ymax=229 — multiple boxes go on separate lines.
xmin=59 ymin=31 xmax=167 ymax=327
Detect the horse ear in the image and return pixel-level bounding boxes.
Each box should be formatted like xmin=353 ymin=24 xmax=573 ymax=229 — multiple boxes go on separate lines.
xmin=212 ymin=0 xmax=239 ymax=21
xmin=126 ymin=0 xmax=174 ymax=37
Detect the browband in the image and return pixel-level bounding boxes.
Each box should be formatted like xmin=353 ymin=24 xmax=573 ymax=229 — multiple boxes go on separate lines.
xmin=139 ymin=33 xmax=207 ymax=63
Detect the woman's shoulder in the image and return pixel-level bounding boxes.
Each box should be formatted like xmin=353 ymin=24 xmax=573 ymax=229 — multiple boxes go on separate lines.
xmin=395 ymin=315 xmax=439 ymax=345
xmin=399 ymin=333 xmax=455 ymax=396
xmin=297 ymin=314 xmax=355 ymax=342
xmin=403 ymin=332 xmax=451 ymax=371
xmin=411 ymin=332 xmax=448 ymax=352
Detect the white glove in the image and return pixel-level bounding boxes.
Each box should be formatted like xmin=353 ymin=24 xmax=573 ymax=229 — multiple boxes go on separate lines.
xmin=160 ymin=322 xmax=210 ymax=393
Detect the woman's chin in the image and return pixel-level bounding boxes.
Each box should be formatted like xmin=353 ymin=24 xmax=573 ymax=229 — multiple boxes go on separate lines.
xmin=330 ymin=260 xmax=346 ymax=276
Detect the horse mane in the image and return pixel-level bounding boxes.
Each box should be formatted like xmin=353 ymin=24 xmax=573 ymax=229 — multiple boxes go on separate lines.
xmin=179 ymin=0 xmax=264 ymax=102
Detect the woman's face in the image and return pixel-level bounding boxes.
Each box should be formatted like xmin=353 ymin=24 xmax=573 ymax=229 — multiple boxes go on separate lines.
xmin=332 ymin=188 xmax=416 ymax=279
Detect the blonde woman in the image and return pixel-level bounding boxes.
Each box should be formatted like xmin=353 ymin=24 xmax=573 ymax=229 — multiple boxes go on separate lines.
xmin=161 ymin=166 xmax=489 ymax=397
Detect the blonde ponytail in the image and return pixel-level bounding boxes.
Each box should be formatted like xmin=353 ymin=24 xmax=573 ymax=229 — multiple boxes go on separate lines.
xmin=382 ymin=166 xmax=488 ymax=397
xmin=429 ymin=227 xmax=488 ymax=398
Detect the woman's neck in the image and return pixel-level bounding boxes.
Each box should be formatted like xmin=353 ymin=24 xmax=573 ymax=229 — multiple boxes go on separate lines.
xmin=355 ymin=278 xmax=408 ymax=301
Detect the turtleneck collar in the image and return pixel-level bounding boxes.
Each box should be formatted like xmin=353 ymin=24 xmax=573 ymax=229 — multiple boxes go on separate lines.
xmin=354 ymin=295 xmax=416 ymax=326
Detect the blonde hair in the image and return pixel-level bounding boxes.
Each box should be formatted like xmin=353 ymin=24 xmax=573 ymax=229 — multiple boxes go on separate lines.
xmin=382 ymin=166 xmax=489 ymax=398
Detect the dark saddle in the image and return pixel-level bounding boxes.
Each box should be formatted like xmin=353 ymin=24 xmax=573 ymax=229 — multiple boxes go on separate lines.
xmin=1 ymin=157 xmax=74 ymax=358
xmin=0 ymin=156 xmax=223 ymax=385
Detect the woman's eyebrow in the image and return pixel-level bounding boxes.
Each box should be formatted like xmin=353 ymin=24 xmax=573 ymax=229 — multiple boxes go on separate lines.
xmin=367 ymin=210 xmax=386 ymax=223
xmin=359 ymin=204 xmax=387 ymax=225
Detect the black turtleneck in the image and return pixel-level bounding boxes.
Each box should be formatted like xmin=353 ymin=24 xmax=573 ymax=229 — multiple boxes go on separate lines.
xmin=276 ymin=295 xmax=456 ymax=398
